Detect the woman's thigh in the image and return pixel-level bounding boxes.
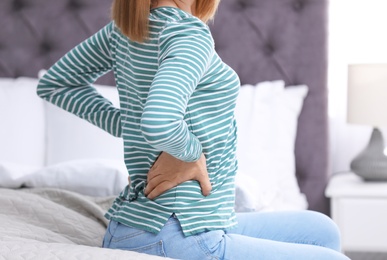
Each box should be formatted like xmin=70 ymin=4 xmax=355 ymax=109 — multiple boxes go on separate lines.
xmin=222 ymin=233 xmax=350 ymax=260
xmin=229 ymin=210 xmax=342 ymax=251
xmin=102 ymin=212 xmax=349 ymax=260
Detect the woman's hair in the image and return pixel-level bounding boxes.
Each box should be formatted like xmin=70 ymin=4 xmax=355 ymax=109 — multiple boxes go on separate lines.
xmin=111 ymin=0 xmax=221 ymax=42
xmin=112 ymin=0 xmax=151 ymax=43
xmin=195 ymin=0 xmax=221 ymax=24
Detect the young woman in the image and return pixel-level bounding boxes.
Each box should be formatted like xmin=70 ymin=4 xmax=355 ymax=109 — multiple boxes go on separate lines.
xmin=37 ymin=0 xmax=350 ymax=259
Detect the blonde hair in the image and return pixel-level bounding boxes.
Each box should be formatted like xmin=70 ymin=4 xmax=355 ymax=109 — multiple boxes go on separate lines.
xmin=111 ymin=0 xmax=221 ymax=43
xmin=111 ymin=0 xmax=151 ymax=43
xmin=195 ymin=0 xmax=220 ymax=24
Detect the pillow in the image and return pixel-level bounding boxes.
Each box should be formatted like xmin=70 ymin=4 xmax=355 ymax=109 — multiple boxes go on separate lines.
xmin=0 ymin=77 xmax=46 ymax=167
xmin=234 ymin=80 xmax=308 ymax=212
xmin=0 ymin=159 xmax=128 ymax=197
xmin=38 ymin=69 xmax=124 ymax=165
xmin=0 ymin=162 xmax=41 ymax=188
xmin=44 ymin=83 xmax=125 ymax=165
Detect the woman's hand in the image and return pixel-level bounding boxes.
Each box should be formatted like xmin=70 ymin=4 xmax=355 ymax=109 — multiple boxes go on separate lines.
xmin=144 ymin=152 xmax=212 ymax=200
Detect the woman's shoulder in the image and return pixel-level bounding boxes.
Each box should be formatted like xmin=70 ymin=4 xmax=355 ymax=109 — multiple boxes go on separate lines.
xmin=150 ymin=6 xmax=196 ymax=22
xmin=151 ymin=7 xmax=211 ymax=35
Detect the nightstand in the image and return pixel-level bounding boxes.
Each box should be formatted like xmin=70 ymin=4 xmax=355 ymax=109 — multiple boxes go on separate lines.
xmin=325 ymin=172 xmax=387 ymax=253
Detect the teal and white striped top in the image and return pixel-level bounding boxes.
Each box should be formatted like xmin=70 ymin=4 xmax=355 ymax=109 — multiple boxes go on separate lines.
xmin=37 ymin=7 xmax=240 ymax=236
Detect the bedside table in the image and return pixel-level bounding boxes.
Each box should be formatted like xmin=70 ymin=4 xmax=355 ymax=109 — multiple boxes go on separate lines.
xmin=325 ymin=172 xmax=387 ymax=253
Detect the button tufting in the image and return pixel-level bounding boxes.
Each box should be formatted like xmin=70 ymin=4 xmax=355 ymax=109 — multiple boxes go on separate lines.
xmin=40 ymin=41 xmax=53 ymax=53
xmin=237 ymin=0 xmax=248 ymax=10
xmin=68 ymin=0 xmax=83 ymax=10
xmin=263 ymin=44 xmax=275 ymax=56
xmin=293 ymin=0 xmax=304 ymax=11
xmin=14 ymin=69 xmax=23 ymax=78
xmin=12 ymin=0 xmax=26 ymax=12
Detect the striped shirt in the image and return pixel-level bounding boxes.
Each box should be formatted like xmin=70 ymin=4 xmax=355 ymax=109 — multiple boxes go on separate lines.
xmin=37 ymin=7 xmax=240 ymax=236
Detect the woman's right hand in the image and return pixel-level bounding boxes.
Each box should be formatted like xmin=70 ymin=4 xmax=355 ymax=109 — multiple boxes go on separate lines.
xmin=144 ymin=152 xmax=212 ymax=200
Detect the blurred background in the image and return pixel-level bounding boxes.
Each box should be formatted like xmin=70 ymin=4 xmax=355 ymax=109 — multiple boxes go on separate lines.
xmin=328 ymin=0 xmax=387 ymax=174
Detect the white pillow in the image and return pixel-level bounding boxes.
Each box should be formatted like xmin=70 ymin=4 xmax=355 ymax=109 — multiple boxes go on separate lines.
xmin=36 ymin=70 xmax=124 ymax=165
xmin=0 ymin=77 xmax=46 ymax=167
xmin=0 ymin=162 xmax=41 ymax=188
xmin=44 ymin=84 xmax=125 ymax=165
xmin=234 ymin=80 xmax=308 ymax=212
xmin=0 ymin=159 xmax=128 ymax=197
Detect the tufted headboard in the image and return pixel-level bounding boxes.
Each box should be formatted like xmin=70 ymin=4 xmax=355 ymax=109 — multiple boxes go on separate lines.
xmin=0 ymin=0 xmax=329 ymax=214
xmin=209 ymin=0 xmax=329 ymax=214
xmin=0 ymin=0 xmax=115 ymax=85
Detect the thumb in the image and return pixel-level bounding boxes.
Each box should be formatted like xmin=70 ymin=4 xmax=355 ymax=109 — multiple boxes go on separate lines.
xmin=197 ymin=171 xmax=212 ymax=196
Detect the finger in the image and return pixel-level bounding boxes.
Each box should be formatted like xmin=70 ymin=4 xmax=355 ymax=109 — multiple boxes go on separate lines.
xmin=145 ymin=173 xmax=173 ymax=196
xmin=147 ymin=181 xmax=175 ymax=200
xmin=147 ymin=167 xmax=160 ymax=182
xmin=145 ymin=174 xmax=162 ymax=196
xmin=196 ymin=172 xmax=212 ymax=196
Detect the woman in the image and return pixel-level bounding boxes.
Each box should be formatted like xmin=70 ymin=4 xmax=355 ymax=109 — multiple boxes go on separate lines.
xmin=37 ymin=0 xmax=350 ymax=259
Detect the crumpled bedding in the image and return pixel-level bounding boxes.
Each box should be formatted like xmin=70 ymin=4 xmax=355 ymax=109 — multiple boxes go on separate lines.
xmin=0 ymin=188 xmax=172 ymax=260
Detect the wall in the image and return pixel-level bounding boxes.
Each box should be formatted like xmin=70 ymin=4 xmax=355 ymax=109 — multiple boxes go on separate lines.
xmin=328 ymin=0 xmax=387 ymax=174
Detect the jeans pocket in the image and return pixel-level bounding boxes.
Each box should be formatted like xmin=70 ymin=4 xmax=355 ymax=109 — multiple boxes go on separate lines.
xmin=195 ymin=230 xmax=225 ymax=259
xmin=123 ymin=240 xmax=165 ymax=256
xmin=108 ymin=221 xmax=166 ymax=257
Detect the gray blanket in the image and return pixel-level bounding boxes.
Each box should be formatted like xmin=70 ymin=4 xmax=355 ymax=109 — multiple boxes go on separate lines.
xmin=0 ymin=188 xmax=172 ymax=260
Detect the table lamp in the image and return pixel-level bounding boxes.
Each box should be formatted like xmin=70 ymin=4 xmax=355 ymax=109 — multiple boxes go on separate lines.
xmin=347 ymin=64 xmax=387 ymax=181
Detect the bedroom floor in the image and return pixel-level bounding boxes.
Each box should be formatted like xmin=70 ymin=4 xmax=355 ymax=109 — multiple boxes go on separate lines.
xmin=346 ymin=252 xmax=387 ymax=260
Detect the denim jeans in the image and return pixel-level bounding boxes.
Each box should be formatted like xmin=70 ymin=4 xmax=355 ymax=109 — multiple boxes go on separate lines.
xmin=102 ymin=211 xmax=350 ymax=260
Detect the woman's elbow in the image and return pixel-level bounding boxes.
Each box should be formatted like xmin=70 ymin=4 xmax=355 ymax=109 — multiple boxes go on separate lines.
xmin=36 ymin=78 xmax=53 ymax=99
xmin=140 ymin=119 xmax=160 ymax=145
xmin=36 ymin=85 xmax=48 ymax=99
xmin=140 ymin=116 xmax=178 ymax=147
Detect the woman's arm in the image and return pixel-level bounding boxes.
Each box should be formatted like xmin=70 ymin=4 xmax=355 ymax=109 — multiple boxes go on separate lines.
xmin=140 ymin=20 xmax=214 ymax=162
xmin=37 ymin=22 xmax=121 ymax=138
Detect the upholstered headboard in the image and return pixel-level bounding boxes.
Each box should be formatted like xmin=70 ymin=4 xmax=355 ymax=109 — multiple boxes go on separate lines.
xmin=0 ymin=0 xmax=114 ymax=85
xmin=209 ymin=0 xmax=329 ymax=214
xmin=0 ymin=0 xmax=329 ymax=214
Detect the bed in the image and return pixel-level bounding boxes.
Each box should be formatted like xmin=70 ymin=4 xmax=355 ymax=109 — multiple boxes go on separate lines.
xmin=0 ymin=0 xmax=329 ymax=259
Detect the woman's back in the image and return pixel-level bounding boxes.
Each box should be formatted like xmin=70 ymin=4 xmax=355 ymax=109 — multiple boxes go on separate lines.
xmin=38 ymin=6 xmax=240 ymax=236
xmin=109 ymin=7 xmax=240 ymax=236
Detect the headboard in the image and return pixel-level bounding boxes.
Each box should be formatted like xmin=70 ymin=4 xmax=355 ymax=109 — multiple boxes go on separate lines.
xmin=209 ymin=0 xmax=329 ymax=214
xmin=0 ymin=0 xmax=329 ymax=214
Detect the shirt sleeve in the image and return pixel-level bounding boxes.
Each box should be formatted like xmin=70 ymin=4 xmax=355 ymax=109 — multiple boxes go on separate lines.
xmin=140 ymin=19 xmax=214 ymax=162
xmin=37 ymin=22 xmax=122 ymax=138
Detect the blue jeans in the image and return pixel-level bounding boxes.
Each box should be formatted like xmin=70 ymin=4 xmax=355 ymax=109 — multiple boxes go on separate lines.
xmin=102 ymin=211 xmax=350 ymax=260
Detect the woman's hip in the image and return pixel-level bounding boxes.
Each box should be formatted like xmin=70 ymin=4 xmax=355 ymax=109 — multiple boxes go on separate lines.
xmin=102 ymin=215 xmax=225 ymax=259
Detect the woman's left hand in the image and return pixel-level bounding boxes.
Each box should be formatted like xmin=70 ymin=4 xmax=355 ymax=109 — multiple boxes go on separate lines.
xmin=144 ymin=152 xmax=211 ymax=199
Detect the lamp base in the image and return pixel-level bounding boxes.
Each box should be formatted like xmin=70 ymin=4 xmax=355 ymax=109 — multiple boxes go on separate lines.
xmin=350 ymin=128 xmax=387 ymax=181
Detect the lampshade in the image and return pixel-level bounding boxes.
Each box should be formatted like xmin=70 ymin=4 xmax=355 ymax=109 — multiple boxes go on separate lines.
xmin=347 ymin=64 xmax=387 ymax=127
